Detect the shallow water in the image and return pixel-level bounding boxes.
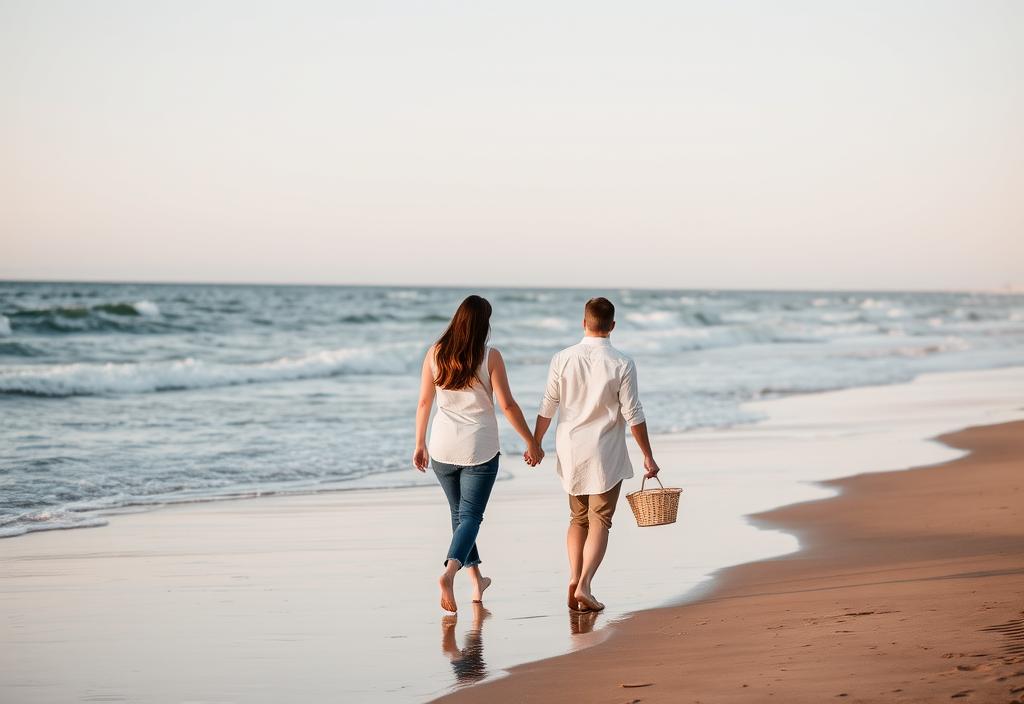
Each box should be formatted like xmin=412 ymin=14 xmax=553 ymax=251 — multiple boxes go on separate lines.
xmin=1 ymin=282 xmax=1022 ymax=536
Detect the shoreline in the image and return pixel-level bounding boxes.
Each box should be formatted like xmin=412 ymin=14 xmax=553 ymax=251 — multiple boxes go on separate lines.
xmin=4 ymin=359 xmax=1023 ymax=540
xmin=435 ymin=420 xmax=1024 ymax=703
xmin=5 ymin=361 xmax=1022 ymax=542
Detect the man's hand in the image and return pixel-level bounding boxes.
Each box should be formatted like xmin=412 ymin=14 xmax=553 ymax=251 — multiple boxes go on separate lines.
xmin=413 ymin=445 xmax=429 ymax=472
xmin=523 ymin=441 xmax=545 ymax=467
xmin=643 ymin=455 xmax=660 ymax=479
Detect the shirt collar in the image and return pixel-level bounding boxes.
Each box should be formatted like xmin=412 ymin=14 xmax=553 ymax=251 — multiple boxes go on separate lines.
xmin=580 ymin=335 xmax=612 ymax=346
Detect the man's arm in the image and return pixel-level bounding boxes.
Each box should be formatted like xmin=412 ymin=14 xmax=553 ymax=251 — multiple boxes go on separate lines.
xmin=621 ymin=359 xmax=659 ymax=478
xmin=533 ymin=414 xmax=553 ymax=445
xmin=630 ymin=422 xmax=660 ymax=478
xmin=529 ymin=354 xmax=561 ymax=464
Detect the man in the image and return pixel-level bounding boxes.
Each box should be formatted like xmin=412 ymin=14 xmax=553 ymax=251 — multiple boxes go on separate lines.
xmin=530 ymin=297 xmax=660 ymax=612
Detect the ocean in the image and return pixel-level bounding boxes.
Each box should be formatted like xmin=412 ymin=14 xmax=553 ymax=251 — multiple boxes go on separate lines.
xmin=1 ymin=281 xmax=1022 ymax=538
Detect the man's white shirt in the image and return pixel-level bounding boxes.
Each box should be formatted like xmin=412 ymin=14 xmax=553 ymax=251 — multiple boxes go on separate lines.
xmin=538 ymin=336 xmax=646 ymax=495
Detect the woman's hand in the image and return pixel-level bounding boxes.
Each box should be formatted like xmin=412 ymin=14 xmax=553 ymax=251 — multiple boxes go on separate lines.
xmin=413 ymin=445 xmax=430 ymax=472
xmin=523 ymin=441 xmax=544 ymax=467
xmin=490 ymin=348 xmax=545 ymax=467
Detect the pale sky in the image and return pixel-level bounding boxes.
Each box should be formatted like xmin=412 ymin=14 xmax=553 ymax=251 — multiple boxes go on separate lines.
xmin=2 ymin=1 xmax=1022 ymax=290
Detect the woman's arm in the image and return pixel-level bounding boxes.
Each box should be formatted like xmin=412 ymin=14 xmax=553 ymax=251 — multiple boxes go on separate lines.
xmin=489 ymin=348 xmax=544 ymax=466
xmin=412 ymin=347 xmax=436 ymax=472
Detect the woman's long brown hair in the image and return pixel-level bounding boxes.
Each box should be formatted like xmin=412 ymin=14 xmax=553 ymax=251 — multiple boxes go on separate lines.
xmin=434 ymin=295 xmax=492 ymax=390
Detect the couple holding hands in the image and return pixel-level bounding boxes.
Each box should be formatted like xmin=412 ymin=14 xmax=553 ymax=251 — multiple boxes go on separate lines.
xmin=413 ymin=295 xmax=660 ymax=614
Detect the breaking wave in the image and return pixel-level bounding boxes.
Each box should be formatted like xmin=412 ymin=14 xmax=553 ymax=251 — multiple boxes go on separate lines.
xmin=0 ymin=344 xmax=411 ymax=397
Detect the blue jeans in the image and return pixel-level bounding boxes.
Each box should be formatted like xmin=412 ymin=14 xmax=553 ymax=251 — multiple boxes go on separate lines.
xmin=432 ymin=453 xmax=500 ymax=568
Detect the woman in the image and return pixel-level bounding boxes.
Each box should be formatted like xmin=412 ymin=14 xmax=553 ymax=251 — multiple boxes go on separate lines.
xmin=413 ymin=295 xmax=543 ymax=612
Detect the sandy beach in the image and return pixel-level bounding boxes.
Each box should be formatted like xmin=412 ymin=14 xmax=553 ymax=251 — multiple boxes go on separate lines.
xmin=5 ymin=2 xmax=1023 ymax=700
xmin=438 ymin=420 xmax=1024 ymax=704
xmin=2 ymin=368 xmax=1023 ymax=702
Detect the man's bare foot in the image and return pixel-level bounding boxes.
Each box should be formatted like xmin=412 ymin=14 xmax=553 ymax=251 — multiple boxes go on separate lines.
xmin=567 ymin=582 xmax=587 ymax=612
xmin=573 ymin=587 xmax=605 ymax=612
xmin=439 ymin=573 xmax=457 ymax=612
xmin=470 ymin=576 xmax=491 ymax=603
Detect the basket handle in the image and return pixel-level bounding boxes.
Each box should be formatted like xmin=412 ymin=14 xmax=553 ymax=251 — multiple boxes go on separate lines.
xmin=639 ymin=475 xmax=665 ymax=492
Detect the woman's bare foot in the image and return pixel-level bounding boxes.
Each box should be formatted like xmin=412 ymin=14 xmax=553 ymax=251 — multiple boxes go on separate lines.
xmin=470 ymin=602 xmax=491 ymax=628
xmin=573 ymin=587 xmax=605 ymax=612
xmin=439 ymin=572 xmax=457 ymax=612
xmin=470 ymin=576 xmax=491 ymax=603
xmin=440 ymin=614 xmax=460 ymax=658
xmin=567 ymin=582 xmax=587 ymax=612
xmin=569 ymin=609 xmax=599 ymax=635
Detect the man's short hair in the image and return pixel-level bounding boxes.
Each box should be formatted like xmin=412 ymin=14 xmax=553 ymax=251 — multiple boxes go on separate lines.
xmin=584 ymin=297 xmax=615 ymax=333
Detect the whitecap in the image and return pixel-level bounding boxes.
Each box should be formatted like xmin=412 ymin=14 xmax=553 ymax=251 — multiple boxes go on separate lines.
xmin=626 ymin=311 xmax=676 ymax=326
xmin=0 ymin=315 xmax=10 ymax=336
xmin=133 ymin=300 xmax=160 ymax=317
xmin=536 ymin=317 xmax=567 ymax=330
xmin=386 ymin=290 xmax=423 ymax=301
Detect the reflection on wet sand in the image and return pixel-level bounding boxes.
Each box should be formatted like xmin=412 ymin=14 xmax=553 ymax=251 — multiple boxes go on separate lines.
xmin=441 ymin=603 xmax=490 ymax=686
xmin=569 ymin=609 xmax=599 ymax=635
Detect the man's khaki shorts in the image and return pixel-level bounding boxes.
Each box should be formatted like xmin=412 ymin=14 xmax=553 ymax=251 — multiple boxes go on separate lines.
xmin=568 ymin=480 xmax=623 ymax=530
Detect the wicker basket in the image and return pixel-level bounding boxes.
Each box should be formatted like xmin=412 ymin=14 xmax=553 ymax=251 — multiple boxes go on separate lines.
xmin=626 ymin=476 xmax=682 ymax=527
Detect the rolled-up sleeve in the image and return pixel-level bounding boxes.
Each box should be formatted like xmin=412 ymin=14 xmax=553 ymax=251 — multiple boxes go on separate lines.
xmin=619 ymin=359 xmax=646 ymax=426
xmin=538 ymin=353 xmax=561 ymax=418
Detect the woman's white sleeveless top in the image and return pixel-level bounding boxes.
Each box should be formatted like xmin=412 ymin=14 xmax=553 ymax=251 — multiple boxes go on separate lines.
xmin=428 ymin=346 xmax=500 ymax=465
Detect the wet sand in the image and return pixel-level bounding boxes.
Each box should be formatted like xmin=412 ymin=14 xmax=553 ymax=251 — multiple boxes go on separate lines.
xmin=436 ymin=421 xmax=1024 ymax=704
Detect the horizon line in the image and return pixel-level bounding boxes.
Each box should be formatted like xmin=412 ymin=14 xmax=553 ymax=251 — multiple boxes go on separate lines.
xmin=1 ymin=277 xmax=1022 ymax=296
